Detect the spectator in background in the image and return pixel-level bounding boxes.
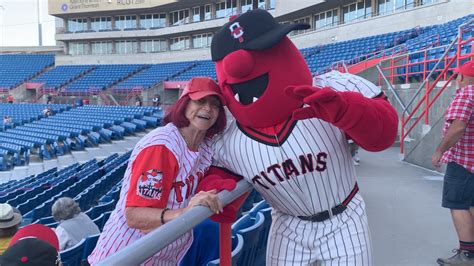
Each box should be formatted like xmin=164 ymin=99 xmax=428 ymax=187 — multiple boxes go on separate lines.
xmin=0 ymin=204 xmax=22 ymax=254
xmin=46 ymin=94 xmax=53 ymax=104
xmin=88 ymin=77 xmax=229 ymax=265
xmin=82 ymin=98 xmax=90 ymax=105
xmin=3 ymin=116 xmax=12 ymax=125
xmin=6 ymin=95 xmax=13 ymax=104
xmin=51 ymin=197 xmax=100 ymax=251
xmin=432 ymin=60 xmax=474 ymax=265
xmin=349 ymin=140 xmax=361 ymax=165
xmin=135 ymin=95 xmax=143 ymax=106
xmin=43 ymin=107 xmax=53 ymax=117
xmin=152 ymin=94 xmax=161 ymax=107
xmin=0 ymin=224 xmax=60 ymax=266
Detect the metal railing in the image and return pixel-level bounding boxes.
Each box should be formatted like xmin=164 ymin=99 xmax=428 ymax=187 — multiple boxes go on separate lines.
xmin=98 ymin=180 xmax=253 ymax=265
xmin=377 ymin=18 xmax=473 ymax=157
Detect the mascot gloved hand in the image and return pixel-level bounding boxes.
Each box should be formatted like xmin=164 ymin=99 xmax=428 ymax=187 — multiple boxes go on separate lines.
xmin=285 ymin=85 xmax=398 ymax=152
xmin=197 ymin=174 xmax=248 ymax=223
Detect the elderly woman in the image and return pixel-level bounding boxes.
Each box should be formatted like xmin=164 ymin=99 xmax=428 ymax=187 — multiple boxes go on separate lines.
xmin=89 ymin=77 xmax=229 ymax=265
xmin=52 ymin=197 xmax=100 ymax=250
xmin=0 ymin=203 xmax=22 ymax=254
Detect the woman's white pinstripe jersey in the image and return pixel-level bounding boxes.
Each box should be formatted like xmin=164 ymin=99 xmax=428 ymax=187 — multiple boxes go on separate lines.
xmin=88 ymin=123 xmax=214 ymax=265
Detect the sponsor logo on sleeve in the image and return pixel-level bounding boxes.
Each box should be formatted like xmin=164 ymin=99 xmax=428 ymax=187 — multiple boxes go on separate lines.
xmin=137 ymin=169 xmax=163 ymax=199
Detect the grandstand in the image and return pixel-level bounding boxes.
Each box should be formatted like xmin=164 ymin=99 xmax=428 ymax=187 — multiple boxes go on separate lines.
xmin=0 ymin=0 xmax=472 ymax=265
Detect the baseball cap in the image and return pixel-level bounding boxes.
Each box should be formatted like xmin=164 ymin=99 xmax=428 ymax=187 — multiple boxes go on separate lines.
xmin=0 ymin=203 xmax=22 ymax=229
xmin=180 ymin=77 xmax=225 ymax=105
xmin=455 ymin=60 xmax=474 ymax=77
xmin=211 ymin=9 xmax=310 ymax=61
xmin=9 ymin=224 xmax=60 ymax=251
xmin=0 ymin=238 xmax=59 ymax=266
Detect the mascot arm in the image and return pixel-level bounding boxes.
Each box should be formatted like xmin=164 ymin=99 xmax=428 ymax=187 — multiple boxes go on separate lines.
xmin=197 ymin=166 xmax=249 ymax=223
xmin=286 ymin=86 xmax=398 ymax=152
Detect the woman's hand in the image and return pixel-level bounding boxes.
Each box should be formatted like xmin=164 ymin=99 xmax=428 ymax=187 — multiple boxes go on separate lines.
xmin=186 ymin=190 xmax=223 ymax=214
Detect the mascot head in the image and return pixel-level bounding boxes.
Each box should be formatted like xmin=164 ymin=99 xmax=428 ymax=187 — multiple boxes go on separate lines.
xmin=211 ymin=9 xmax=312 ymax=128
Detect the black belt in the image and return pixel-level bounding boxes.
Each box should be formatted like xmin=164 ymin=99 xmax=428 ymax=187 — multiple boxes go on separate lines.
xmin=297 ymin=183 xmax=359 ymax=223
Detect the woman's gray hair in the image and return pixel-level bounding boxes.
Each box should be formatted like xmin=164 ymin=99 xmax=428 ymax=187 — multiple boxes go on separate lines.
xmin=52 ymin=197 xmax=81 ymax=222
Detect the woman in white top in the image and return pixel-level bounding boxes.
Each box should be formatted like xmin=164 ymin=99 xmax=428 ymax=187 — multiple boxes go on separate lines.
xmin=52 ymin=197 xmax=100 ymax=250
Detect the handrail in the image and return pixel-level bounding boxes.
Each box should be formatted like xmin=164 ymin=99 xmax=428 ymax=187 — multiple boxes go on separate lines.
xmin=400 ymin=35 xmax=458 ymax=116
xmin=376 ymin=64 xmax=409 ymax=117
xmin=97 ymin=180 xmax=253 ymax=266
xmin=396 ymin=17 xmax=474 ymax=156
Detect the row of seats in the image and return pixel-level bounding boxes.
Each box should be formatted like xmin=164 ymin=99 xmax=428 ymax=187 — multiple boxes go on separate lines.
xmin=393 ymin=14 xmax=474 ymax=82
xmin=31 ymin=65 xmax=95 ymax=91
xmin=0 ymin=54 xmax=54 ymax=90
xmin=114 ymin=61 xmax=195 ymax=90
xmin=0 ymin=16 xmax=470 ymax=93
xmin=0 ymin=104 xmax=161 ymax=170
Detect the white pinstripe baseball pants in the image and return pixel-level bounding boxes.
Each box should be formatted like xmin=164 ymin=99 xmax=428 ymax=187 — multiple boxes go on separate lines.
xmin=266 ymin=193 xmax=372 ymax=266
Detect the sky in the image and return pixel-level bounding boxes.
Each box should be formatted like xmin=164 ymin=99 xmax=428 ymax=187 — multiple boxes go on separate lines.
xmin=0 ymin=0 xmax=56 ymax=46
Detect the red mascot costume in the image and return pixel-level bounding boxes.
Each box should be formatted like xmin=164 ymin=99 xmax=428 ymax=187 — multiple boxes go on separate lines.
xmin=199 ymin=9 xmax=398 ymax=265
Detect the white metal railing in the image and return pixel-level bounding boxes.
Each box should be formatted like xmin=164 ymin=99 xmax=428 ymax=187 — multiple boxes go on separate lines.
xmin=98 ymin=180 xmax=252 ymax=265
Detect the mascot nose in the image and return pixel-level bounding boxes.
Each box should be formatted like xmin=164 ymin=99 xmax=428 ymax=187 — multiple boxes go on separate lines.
xmin=223 ymin=50 xmax=255 ymax=78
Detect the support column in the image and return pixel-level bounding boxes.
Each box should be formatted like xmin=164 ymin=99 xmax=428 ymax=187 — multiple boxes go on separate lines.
xmin=371 ymin=0 xmax=377 ymax=17
xmin=211 ymin=2 xmax=217 ymax=19
xmin=165 ymin=12 xmax=170 ymax=27
xmin=236 ymin=0 xmax=242 ymax=14
xmin=337 ymin=6 xmax=343 ymax=25
xmin=136 ymin=14 xmax=141 ymax=29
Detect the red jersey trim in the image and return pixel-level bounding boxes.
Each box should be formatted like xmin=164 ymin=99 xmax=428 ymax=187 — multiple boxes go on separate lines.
xmin=236 ymin=116 xmax=298 ymax=146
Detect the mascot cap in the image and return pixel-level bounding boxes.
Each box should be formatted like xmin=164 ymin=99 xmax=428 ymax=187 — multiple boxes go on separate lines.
xmin=180 ymin=77 xmax=225 ymax=105
xmin=211 ymin=9 xmax=310 ymax=61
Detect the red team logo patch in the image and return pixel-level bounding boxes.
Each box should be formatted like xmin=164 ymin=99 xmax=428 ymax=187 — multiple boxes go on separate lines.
xmin=137 ymin=169 xmax=163 ymax=199
xmin=229 ymin=22 xmax=244 ymax=43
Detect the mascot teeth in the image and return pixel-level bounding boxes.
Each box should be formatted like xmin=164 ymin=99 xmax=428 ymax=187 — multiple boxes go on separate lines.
xmin=253 ymin=97 xmax=259 ymax=103
xmin=234 ymin=93 xmax=240 ymax=102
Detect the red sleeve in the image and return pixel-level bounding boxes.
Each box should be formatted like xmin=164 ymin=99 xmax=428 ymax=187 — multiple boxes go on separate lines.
xmin=126 ymin=145 xmax=179 ymax=208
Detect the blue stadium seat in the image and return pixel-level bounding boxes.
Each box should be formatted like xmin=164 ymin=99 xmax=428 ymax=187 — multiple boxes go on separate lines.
xmin=250 ymin=207 xmax=272 ymax=266
xmin=81 ymin=234 xmax=100 ymax=264
xmin=231 ymin=212 xmax=265 ymax=266
xmin=92 ymin=211 xmax=111 ymax=231
xmin=180 ymin=219 xmax=220 ymax=266
xmin=60 ymin=238 xmax=86 ymax=266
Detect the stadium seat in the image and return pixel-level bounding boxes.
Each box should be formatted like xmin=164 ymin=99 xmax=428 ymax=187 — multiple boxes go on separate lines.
xmin=60 ymin=238 xmax=86 ymax=266
xmin=81 ymin=234 xmax=100 ymax=265
xmin=251 ymin=207 xmax=272 ymax=266
xmin=180 ymin=219 xmax=220 ymax=266
xmin=249 ymin=200 xmax=270 ymax=216
xmin=92 ymin=211 xmax=112 ymax=231
xmin=231 ymin=212 xmax=265 ymax=266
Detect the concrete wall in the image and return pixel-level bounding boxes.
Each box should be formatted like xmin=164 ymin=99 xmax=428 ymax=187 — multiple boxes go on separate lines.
xmin=291 ymin=0 xmax=474 ymax=48
xmin=381 ymin=80 xmax=458 ymax=172
xmin=403 ymin=114 xmax=446 ymax=173
xmin=273 ymin=0 xmax=324 ymax=16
